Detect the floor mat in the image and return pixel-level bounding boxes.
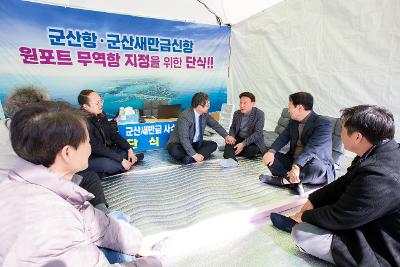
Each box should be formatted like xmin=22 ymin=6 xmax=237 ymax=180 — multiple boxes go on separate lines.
xmin=102 ymin=147 xmax=336 ymax=266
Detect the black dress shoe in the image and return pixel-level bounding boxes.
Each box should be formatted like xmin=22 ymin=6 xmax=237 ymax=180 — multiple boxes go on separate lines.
xmin=270 ymin=212 xmax=298 ymax=233
xmin=291 ymin=182 xmax=305 ymax=196
xmin=259 ymin=174 xmax=285 ymax=186
xmin=136 ymin=153 xmax=144 ymax=161
xmin=260 ymin=174 xmax=305 ymax=195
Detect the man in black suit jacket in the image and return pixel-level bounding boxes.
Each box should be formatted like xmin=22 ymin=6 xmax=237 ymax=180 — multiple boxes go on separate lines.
xmin=78 ymin=89 xmax=143 ymax=175
xmin=220 ymin=92 xmax=266 ymax=168
xmin=287 ymin=105 xmax=400 ymax=266
xmin=167 ymin=92 xmax=229 ymax=164
xmin=260 ymin=92 xmax=335 ymax=192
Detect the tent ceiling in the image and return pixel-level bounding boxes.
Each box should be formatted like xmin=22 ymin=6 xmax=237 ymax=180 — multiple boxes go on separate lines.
xmin=28 ymin=0 xmax=284 ymax=25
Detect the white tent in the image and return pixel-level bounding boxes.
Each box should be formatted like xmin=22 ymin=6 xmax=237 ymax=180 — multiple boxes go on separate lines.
xmin=28 ymin=0 xmax=284 ymax=25
xmin=28 ymin=0 xmax=400 ymax=139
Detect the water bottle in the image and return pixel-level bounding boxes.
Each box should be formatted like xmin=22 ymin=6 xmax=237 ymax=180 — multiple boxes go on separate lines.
xmin=119 ymin=107 xmax=126 ymax=124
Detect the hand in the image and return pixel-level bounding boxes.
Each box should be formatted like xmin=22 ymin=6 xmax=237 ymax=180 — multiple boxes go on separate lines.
xmin=192 ymin=153 xmax=204 ymax=162
xmin=234 ymin=143 xmax=244 ymax=155
xmin=289 ymin=200 xmax=314 ymax=223
xmin=288 ymin=165 xmax=300 ymax=183
xmin=127 ymin=149 xmax=138 ymax=164
xmin=225 ymin=135 xmax=236 ymax=145
xmin=262 ymin=151 xmax=275 ymax=166
xmin=121 ymin=158 xmax=133 ymax=171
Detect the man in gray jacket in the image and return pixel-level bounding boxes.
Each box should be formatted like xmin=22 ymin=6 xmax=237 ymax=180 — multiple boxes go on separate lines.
xmin=220 ymin=92 xmax=266 ymax=168
xmin=167 ymin=92 xmax=230 ymax=164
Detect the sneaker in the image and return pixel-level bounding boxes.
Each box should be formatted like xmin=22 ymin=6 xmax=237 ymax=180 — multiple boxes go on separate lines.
xmin=220 ymin=158 xmax=238 ymax=168
xmin=270 ymin=212 xmax=297 ymax=233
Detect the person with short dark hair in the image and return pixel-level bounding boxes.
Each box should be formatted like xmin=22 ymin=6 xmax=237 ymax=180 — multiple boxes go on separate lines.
xmin=78 ymin=89 xmax=143 ymax=175
xmin=0 ymin=88 xmax=111 ymax=213
xmin=0 ymin=105 xmax=161 ymax=266
xmin=259 ymin=92 xmax=335 ymax=194
xmin=220 ymin=92 xmax=266 ymax=167
xmin=167 ymin=92 xmax=229 ymax=164
xmin=272 ymin=105 xmax=400 ymax=267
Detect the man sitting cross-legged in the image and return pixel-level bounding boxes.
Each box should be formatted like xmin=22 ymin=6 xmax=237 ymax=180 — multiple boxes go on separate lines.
xmin=220 ymin=91 xmax=266 ymax=168
xmin=270 ymin=105 xmax=400 ymax=266
xmin=167 ymin=92 xmax=230 ymax=164
xmin=259 ymin=92 xmax=335 ymax=194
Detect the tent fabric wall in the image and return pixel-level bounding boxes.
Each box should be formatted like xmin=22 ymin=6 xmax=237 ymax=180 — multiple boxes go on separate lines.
xmin=28 ymin=0 xmax=284 ymax=25
xmin=229 ymin=0 xmax=400 ymax=140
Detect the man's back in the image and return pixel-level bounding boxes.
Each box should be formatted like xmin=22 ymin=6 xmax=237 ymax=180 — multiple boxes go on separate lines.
xmin=0 ymin=120 xmax=18 ymax=182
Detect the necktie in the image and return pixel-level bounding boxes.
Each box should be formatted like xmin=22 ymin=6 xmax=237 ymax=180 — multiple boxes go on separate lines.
xmin=197 ymin=115 xmax=203 ymax=148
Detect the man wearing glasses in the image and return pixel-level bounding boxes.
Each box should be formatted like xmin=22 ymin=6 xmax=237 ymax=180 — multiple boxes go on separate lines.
xmin=78 ymin=89 xmax=143 ymax=176
xmin=167 ymin=92 xmax=230 ymax=164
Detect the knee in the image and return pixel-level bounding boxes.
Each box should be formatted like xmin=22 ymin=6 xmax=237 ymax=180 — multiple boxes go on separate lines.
xmin=167 ymin=143 xmax=178 ymax=154
xmin=291 ymin=223 xmax=308 ymax=247
xmin=95 ymin=158 xmax=122 ymax=174
xmin=167 ymin=143 xmax=174 ymax=154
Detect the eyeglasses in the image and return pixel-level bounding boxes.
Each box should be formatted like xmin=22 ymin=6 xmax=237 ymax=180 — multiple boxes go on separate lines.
xmin=202 ymin=102 xmax=210 ymax=108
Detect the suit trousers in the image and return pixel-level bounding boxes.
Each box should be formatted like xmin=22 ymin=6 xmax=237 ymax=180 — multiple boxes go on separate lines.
xmin=223 ymin=136 xmax=260 ymax=160
xmin=268 ymin=152 xmax=328 ymax=185
xmin=167 ymin=140 xmax=217 ymax=162
xmin=88 ymin=147 xmax=128 ymax=175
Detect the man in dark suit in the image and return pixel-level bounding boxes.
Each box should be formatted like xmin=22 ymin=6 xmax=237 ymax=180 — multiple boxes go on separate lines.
xmin=167 ymin=92 xmax=229 ymax=164
xmin=285 ymin=105 xmax=400 ymax=266
xmin=260 ymin=92 xmax=335 ymax=193
xmin=78 ymin=89 xmax=143 ymax=175
xmin=220 ymin=92 xmax=266 ymax=168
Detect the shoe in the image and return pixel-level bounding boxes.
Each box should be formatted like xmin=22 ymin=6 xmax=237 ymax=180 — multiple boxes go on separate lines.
xmin=136 ymin=153 xmax=144 ymax=162
xmin=220 ymin=158 xmax=238 ymax=168
xmin=182 ymin=155 xmax=195 ymax=164
xmin=292 ymin=182 xmax=305 ymax=196
xmin=259 ymin=174 xmax=305 ymax=195
xmin=270 ymin=212 xmax=297 ymax=233
xmin=259 ymin=174 xmax=285 ymax=186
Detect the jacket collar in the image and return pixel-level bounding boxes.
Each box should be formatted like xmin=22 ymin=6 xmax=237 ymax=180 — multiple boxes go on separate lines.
xmin=352 ymin=139 xmax=396 ymax=167
xmin=8 ymin=158 xmax=94 ymax=208
xmin=300 ymin=111 xmax=317 ymax=137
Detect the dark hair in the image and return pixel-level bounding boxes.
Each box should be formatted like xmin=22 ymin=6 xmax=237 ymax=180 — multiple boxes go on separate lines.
xmin=78 ymin=89 xmax=95 ymax=106
xmin=10 ymin=103 xmax=88 ymax=167
xmin=341 ymin=105 xmax=395 ymax=144
xmin=289 ymin=92 xmax=313 ymax=110
xmin=40 ymin=100 xmax=91 ymax=119
xmin=5 ymin=86 xmax=49 ymax=118
xmin=191 ymin=92 xmax=210 ymax=108
xmin=239 ymin=92 xmax=256 ymax=102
